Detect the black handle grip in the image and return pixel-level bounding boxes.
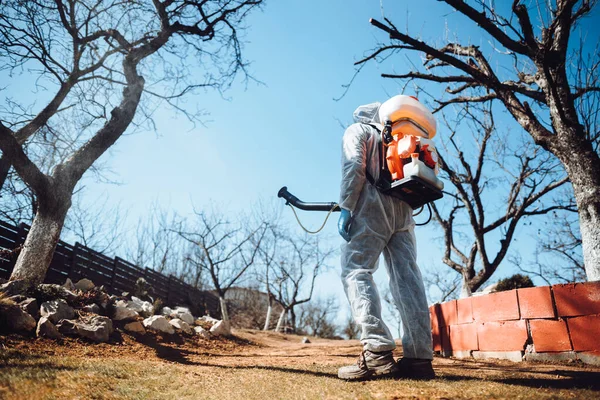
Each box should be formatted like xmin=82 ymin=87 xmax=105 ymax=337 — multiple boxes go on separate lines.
xmin=278 ymin=187 xmax=340 ymax=212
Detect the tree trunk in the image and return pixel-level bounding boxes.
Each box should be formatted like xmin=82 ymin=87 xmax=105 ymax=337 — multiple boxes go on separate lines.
xmin=219 ymin=296 xmax=230 ymax=323
xmin=275 ymin=309 xmax=286 ymax=333
xmin=0 ymin=155 xmax=11 ymax=192
xmin=289 ymin=307 xmax=297 ymax=333
xmin=558 ymin=140 xmax=600 ymax=281
xmin=460 ymin=273 xmax=472 ymax=298
xmin=263 ymin=303 xmax=272 ymax=331
xmin=10 ymin=204 xmax=68 ymax=285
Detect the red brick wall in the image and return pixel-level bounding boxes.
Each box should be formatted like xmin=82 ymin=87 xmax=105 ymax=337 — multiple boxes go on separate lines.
xmin=429 ymin=281 xmax=600 ymax=357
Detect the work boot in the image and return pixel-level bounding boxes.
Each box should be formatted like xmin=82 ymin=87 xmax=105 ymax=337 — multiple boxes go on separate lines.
xmin=395 ymin=357 xmax=435 ymax=380
xmin=337 ymin=350 xmax=398 ymax=381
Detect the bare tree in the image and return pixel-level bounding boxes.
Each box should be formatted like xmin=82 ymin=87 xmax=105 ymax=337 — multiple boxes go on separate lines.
xmin=126 ymin=205 xmax=189 ymax=278
xmin=513 ymin=212 xmax=586 ymax=284
xmin=423 ymin=265 xmax=461 ymax=303
xmin=297 ymin=296 xmax=339 ymax=338
xmin=342 ymin=316 xmax=360 ymax=340
xmin=174 ymin=209 xmax=268 ymax=323
xmin=0 ymin=0 xmax=264 ymax=285
xmin=63 ymin=192 xmax=125 ymax=256
xmin=431 ymin=103 xmax=575 ymax=294
xmin=357 ymin=0 xmax=600 ymax=280
xmin=269 ymin=234 xmax=331 ymax=333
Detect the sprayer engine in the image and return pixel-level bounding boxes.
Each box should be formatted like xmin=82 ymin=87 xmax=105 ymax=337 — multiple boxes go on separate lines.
xmin=374 ymin=95 xmax=444 ymax=209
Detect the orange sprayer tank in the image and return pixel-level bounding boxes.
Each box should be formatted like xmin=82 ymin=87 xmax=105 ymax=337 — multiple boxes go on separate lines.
xmin=379 ymin=95 xmax=443 ymax=190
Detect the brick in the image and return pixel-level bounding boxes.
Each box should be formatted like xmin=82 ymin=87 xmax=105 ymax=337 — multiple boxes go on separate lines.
xmin=529 ymin=319 xmax=572 ymax=352
xmin=439 ymin=300 xmax=457 ymax=327
xmin=430 ymin=303 xmax=443 ymax=329
xmin=477 ymin=320 xmax=528 ymax=351
xmin=449 ymin=323 xmax=478 ymax=351
xmin=567 ymin=314 xmax=600 ymax=351
xmin=518 ymin=286 xmax=555 ymax=319
xmin=456 ymin=297 xmax=473 ymax=324
xmin=553 ymin=281 xmax=600 ymax=317
xmin=441 ymin=326 xmax=451 ymax=353
xmin=472 ymin=290 xmax=520 ymax=322
xmin=430 ymin=307 xmax=442 ymax=352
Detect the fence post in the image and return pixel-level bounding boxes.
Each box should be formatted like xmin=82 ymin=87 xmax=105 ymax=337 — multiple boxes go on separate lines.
xmin=110 ymin=257 xmax=119 ymax=295
xmin=167 ymin=275 xmax=174 ymax=305
xmin=69 ymin=242 xmax=80 ymax=280
xmin=6 ymin=223 xmax=28 ymax=277
xmin=16 ymin=223 xmax=27 ymax=246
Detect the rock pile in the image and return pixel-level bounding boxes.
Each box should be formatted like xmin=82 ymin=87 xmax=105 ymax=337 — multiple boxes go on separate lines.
xmin=0 ymin=278 xmax=231 ymax=343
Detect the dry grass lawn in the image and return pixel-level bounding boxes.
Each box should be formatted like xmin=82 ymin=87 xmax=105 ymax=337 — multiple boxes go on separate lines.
xmin=1 ymin=329 xmax=599 ymax=399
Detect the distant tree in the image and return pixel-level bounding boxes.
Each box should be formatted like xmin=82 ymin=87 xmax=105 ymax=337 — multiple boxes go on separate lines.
xmin=297 ymin=297 xmax=339 ymax=339
xmin=359 ymin=0 xmax=600 ymax=281
xmin=512 ymin=212 xmax=585 ymax=284
xmin=342 ymin=316 xmax=360 ymax=340
xmin=0 ymin=0 xmax=264 ymax=285
xmin=269 ymin=234 xmax=331 ymax=333
xmin=174 ymin=209 xmax=268 ymax=323
xmin=63 ymin=193 xmax=125 ymax=256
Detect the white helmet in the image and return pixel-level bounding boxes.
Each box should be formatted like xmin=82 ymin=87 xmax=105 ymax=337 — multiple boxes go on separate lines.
xmin=378 ymin=95 xmax=437 ymax=139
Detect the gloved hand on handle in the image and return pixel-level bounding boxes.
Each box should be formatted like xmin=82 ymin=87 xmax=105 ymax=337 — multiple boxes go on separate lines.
xmin=338 ymin=208 xmax=352 ymax=242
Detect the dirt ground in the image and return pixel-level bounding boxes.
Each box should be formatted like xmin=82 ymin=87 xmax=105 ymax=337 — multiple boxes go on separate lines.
xmin=1 ymin=329 xmax=599 ymax=399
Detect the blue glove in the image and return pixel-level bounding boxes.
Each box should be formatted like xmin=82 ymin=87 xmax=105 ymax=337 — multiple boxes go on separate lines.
xmin=338 ymin=208 xmax=352 ymax=242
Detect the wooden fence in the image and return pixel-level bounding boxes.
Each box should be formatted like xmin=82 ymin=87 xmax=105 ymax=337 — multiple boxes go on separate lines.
xmin=0 ymin=220 xmax=219 ymax=316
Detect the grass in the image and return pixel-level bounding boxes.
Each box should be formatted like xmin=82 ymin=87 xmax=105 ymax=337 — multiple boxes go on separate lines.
xmin=1 ymin=330 xmax=599 ymax=399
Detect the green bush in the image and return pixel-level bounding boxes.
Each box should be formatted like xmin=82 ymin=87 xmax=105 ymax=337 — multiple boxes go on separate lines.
xmin=494 ymin=274 xmax=534 ymax=292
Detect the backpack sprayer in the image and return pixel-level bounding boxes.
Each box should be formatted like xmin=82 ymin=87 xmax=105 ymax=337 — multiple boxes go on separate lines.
xmin=278 ymin=95 xmax=443 ymax=232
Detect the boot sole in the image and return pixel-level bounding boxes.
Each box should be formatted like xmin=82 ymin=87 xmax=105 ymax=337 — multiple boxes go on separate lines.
xmin=338 ymin=364 xmax=398 ymax=381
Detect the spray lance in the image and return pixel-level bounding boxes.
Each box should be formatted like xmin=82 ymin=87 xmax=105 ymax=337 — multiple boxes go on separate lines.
xmin=278 ymin=95 xmax=444 ymax=233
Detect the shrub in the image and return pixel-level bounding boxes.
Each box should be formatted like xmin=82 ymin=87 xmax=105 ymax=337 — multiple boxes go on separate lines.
xmin=494 ymin=274 xmax=534 ymax=292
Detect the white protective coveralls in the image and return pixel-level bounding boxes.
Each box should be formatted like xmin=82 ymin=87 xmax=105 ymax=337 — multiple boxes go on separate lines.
xmin=339 ymin=102 xmax=433 ymax=359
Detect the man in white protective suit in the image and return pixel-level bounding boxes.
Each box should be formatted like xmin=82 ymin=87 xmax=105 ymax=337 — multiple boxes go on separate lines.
xmin=336 ymin=98 xmax=435 ymax=381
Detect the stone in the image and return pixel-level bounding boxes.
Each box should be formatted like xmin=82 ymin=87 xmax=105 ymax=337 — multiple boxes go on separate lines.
xmin=40 ymin=299 xmax=75 ymax=324
xmin=58 ymin=316 xmax=113 ymax=342
xmin=472 ymin=351 xmax=524 ymax=363
xmin=19 ymin=298 xmax=39 ymax=320
xmin=161 ymin=306 xmax=173 ymax=316
xmin=198 ymin=315 xmax=220 ymax=325
xmin=577 ymin=351 xmax=600 ymax=366
xmin=194 ymin=326 xmax=211 ymax=339
xmin=36 ymin=316 xmax=62 ymax=339
xmin=82 ymin=304 xmax=101 ymax=314
xmin=451 ymin=350 xmax=474 ymax=359
xmin=75 ymin=278 xmax=95 ymax=292
xmin=302 ymin=337 xmax=311 ymax=344
xmin=524 ymin=351 xmax=578 ymax=363
xmin=113 ymin=305 xmax=139 ymax=321
xmin=143 ymin=315 xmax=174 ymax=334
xmin=36 ymin=284 xmax=79 ymax=304
xmin=169 ymin=318 xmax=193 ymax=334
xmin=172 ymin=307 xmax=194 ymax=325
xmin=4 ymin=305 xmax=36 ymax=332
xmin=209 ymin=320 xmax=231 ymax=336
xmin=124 ymin=321 xmax=146 ymax=334
xmin=9 ymin=295 xmax=27 ymax=303
xmin=129 ymin=296 xmax=154 ymax=317
xmin=0 ymin=280 xmax=30 ymax=296
xmin=63 ymin=278 xmax=76 ymax=291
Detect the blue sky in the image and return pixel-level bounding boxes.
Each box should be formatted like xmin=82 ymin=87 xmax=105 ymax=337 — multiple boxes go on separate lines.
xmin=4 ymin=0 xmax=599 ymax=334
